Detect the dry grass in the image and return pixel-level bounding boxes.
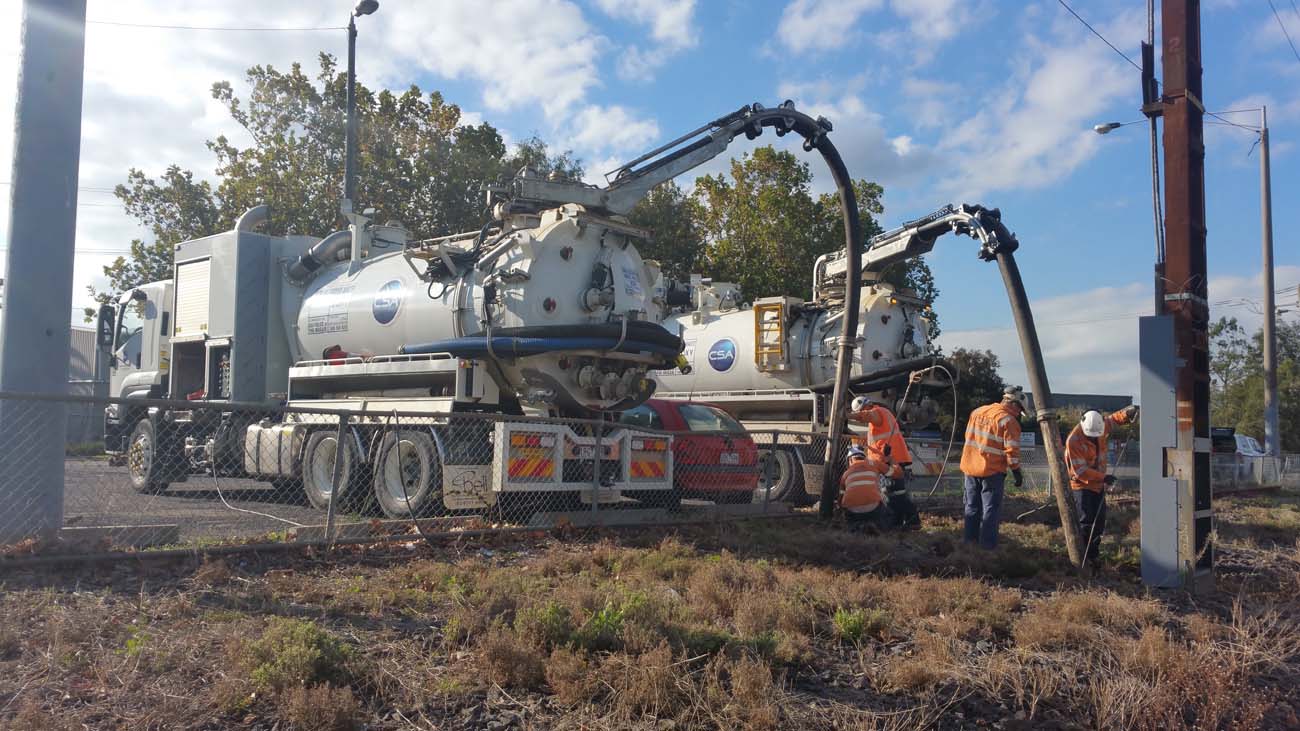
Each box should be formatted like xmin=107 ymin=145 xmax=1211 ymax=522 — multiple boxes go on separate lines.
xmin=1 ymin=490 xmax=1298 ymax=730
xmin=280 ymin=684 xmax=360 ymax=731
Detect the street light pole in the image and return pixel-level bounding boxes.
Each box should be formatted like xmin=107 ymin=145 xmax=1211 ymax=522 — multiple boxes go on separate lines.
xmin=343 ymin=1 xmax=378 ymax=213
xmin=343 ymin=14 xmax=358 ymax=209
xmin=1259 ymin=106 xmax=1279 ymax=457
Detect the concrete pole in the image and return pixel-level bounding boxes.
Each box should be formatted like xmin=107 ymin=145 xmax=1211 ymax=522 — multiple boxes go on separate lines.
xmin=1259 ymin=107 xmax=1279 ymax=457
xmin=0 ymin=0 xmax=87 ymax=544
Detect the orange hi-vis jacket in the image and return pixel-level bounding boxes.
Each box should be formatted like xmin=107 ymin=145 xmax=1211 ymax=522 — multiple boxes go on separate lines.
xmin=1066 ymin=409 xmax=1135 ymax=492
xmin=839 ymin=458 xmax=885 ymax=513
xmin=849 ymin=405 xmax=911 ymax=478
xmin=959 ymin=403 xmax=1022 ymax=478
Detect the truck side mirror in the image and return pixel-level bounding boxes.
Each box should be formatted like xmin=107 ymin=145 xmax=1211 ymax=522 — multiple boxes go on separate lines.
xmin=96 ymin=304 xmax=115 ymax=349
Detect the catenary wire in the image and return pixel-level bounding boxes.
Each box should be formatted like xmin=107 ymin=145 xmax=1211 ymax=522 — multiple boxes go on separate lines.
xmin=1057 ymin=0 xmax=1142 ymax=71
xmin=1266 ymin=0 xmax=1300 ymax=65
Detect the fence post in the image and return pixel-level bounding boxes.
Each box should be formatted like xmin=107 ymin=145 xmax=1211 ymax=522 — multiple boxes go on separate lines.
xmin=590 ymin=421 xmax=601 ymax=521
xmin=324 ymin=413 xmax=347 ymax=548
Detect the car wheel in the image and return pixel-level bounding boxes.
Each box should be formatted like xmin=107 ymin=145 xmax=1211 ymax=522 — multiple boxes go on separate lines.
xmin=302 ymin=429 xmax=360 ymax=510
xmin=126 ymin=419 xmax=170 ymax=494
xmin=373 ymin=430 xmax=441 ymax=519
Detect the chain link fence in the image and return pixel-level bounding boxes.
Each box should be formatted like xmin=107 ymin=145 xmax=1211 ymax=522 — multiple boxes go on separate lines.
xmin=0 ymin=392 xmax=875 ymax=557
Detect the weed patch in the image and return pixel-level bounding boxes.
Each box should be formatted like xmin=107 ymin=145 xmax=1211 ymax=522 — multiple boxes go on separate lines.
xmin=243 ymin=618 xmax=354 ymax=692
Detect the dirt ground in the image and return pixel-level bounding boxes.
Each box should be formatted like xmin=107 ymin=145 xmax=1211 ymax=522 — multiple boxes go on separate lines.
xmin=1 ymin=489 xmax=1297 ymax=731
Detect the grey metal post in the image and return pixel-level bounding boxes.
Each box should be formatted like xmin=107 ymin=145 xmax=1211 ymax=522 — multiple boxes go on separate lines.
xmin=1259 ymin=107 xmax=1279 ymax=457
xmin=0 ymin=0 xmax=87 ymax=544
xmin=343 ymin=15 xmax=358 ymax=208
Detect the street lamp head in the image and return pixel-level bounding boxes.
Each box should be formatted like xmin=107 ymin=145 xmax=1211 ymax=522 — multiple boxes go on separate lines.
xmin=353 ymin=0 xmax=379 ymax=17
xmin=1093 ymin=122 xmax=1123 ymax=135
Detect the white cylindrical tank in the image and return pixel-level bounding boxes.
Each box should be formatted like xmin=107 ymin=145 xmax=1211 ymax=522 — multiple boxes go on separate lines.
xmin=289 ymin=205 xmax=678 ymax=412
xmin=656 ymin=283 xmax=931 ymax=393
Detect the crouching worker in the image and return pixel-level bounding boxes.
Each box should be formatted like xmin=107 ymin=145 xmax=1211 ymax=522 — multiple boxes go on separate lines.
xmin=1066 ymin=405 xmax=1139 ymax=567
xmin=839 ymin=446 xmax=888 ymax=531
xmin=849 ymin=396 xmax=922 ymax=530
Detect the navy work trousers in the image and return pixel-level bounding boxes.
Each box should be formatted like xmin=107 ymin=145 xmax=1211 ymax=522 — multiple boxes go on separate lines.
xmin=963 ymin=473 xmax=1005 ymax=549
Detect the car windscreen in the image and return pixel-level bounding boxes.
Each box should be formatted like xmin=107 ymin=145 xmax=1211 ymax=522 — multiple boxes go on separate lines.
xmin=618 ymin=404 xmax=663 ymax=430
xmin=678 ymin=404 xmax=745 ymax=433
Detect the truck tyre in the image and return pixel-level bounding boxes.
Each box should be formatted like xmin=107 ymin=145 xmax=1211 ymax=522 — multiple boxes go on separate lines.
xmin=758 ymin=448 xmax=804 ymax=503
xmin=126 ymin=419 xmax=170 ymax=494
xmin=302 ymin=430 xmax=360 ymax=511
xmin=373 ymin=430 xmax=442 ymax=519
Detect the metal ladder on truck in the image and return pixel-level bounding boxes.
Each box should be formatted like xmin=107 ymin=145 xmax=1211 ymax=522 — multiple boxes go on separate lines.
xmin=753 ymin=299 xmax=788 ymax=371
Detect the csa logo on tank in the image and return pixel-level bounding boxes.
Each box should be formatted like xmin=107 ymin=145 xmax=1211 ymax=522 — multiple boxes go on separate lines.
xmin=372 ymin=280 xmax=405 ymax=325
xmin=707 ymin=338 xmax=736 ymax=372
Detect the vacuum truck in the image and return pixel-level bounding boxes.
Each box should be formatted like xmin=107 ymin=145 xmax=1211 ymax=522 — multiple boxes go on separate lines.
xmin=653 ymin=205 xmax=1018 ymax=501
xmin=97 ymin=102 xmax=847 ymax=518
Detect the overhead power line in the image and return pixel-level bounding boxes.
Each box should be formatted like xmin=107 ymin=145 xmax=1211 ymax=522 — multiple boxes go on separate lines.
xmin=87 ymin=19 xmax=345 ymax=32
xmin=1266 ymin=0 xmax=1300 ymax=66
xmin=1056 ymin=0 xmax=1142 ymax=71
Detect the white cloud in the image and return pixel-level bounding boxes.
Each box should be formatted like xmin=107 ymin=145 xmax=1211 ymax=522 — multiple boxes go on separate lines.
xmin=567 ymin=105 xmax=661 ymax=171
xmin=376 ymin=0 xmax=606 ymax=117
xmin=888 ymin=0 xmax=972 ymax=43
xmin=900 ymin=76 xmax=961 ymax=129
xmin=777 ymin=0 xmax=883 ymax=54
xmin=594 ymin=0 xmax=698 ymax=81
xmin=929 ymin=7 xmax=1143 ymax=200
xmin=938 ymin=265 xmax=1300 ymax=399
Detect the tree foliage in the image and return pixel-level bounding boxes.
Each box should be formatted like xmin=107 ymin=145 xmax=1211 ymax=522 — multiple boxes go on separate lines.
xmin=1209 ymin=316 xmax=1300 ymax=452
xmin=89 ymin=54 xmax=578 ymax=316
xmin=682 ymin=147 xmax=939 ymax=332
xmin=627 ymin=181 xmax=704 ymax=282
xmin=937 ymin=348 xmax=1007 ymax=435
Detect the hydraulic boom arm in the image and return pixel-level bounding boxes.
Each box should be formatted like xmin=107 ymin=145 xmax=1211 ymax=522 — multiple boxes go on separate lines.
xmin=493 ymin=102 xmax=836 ymax=217
xmin=862 ymin=203 xmax=1018 ymax=269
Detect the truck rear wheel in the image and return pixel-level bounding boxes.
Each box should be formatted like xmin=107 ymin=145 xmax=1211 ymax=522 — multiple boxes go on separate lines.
xmin=758 ymin=448 xmax=804 ymax=503
xmin=373 ymin=431 xmax=442 ymax=519
xmin=126 ymin=419 xmax=170 ymax=494
xmin=302 ymin=430 xmax=360 ymax=510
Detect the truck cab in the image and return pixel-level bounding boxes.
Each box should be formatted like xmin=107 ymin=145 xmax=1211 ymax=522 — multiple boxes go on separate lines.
xmin=100 ymin=280 xmax=172 ymax=452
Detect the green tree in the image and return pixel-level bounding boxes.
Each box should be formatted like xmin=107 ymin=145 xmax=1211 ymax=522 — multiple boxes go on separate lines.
xmin=685 ymin=146 xmax=938 ymax=333
xmin=937 ymin=347 xmax=1007 ymax=435
xmin=627 ymin=181 xmax=704 ymax=281
xmin=1209 ymin=316 xmax=1300 ymax=452
xmin=88 ymin=54 xmax=578 ymax=317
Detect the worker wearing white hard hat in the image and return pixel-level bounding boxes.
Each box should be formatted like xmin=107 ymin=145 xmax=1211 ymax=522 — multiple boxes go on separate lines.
xmin=848 ymin=395 xmax=921 ymax=530
xmin=839 ymin=445 xmax=887 ymax=531
xmin=1065 ymin=405 xmax=1139 ymax=566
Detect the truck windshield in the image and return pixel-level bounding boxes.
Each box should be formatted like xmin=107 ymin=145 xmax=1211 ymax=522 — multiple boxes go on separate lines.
xmin=115 ymin=301 xmax=145 ymax=364
xmin=678 ymin=404 xmax=745 ymax=433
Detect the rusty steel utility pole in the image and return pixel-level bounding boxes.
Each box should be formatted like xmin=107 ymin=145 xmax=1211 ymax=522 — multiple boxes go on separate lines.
xmin=1149 ymin=0 xmax=1213 ymax=591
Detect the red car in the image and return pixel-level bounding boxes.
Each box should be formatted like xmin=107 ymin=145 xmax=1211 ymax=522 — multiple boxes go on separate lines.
xmin=620 ymin=399 xmax=758 ymax=504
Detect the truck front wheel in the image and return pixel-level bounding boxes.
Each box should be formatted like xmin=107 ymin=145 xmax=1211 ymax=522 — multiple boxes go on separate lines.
xmin=302 ymin=430 xmax=360 ymax=510
xmin=126 ymin=420 xmax=170 ymax=494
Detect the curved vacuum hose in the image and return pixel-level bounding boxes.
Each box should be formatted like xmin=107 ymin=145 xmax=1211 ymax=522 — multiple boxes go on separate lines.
xmin=287 ymin=229 xmax=352 ymax=282
xmin=236 ymin=204 xmax=270 ymax=232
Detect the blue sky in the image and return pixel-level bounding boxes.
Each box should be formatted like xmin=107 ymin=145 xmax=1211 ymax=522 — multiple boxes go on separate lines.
xmin=0 ymin=0 xmax=1296 ymax=397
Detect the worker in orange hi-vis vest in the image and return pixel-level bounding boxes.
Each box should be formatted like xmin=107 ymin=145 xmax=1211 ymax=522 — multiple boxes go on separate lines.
xmin=839 ymin=446 xmax=887 ymax=531
xmin=959 ymin=386 xmax=1028 ymax=549
xmin=1066 ymin=405 xmax=1139 ymax=567
xmin=848 ymin=396 xmax=921 ymax=530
